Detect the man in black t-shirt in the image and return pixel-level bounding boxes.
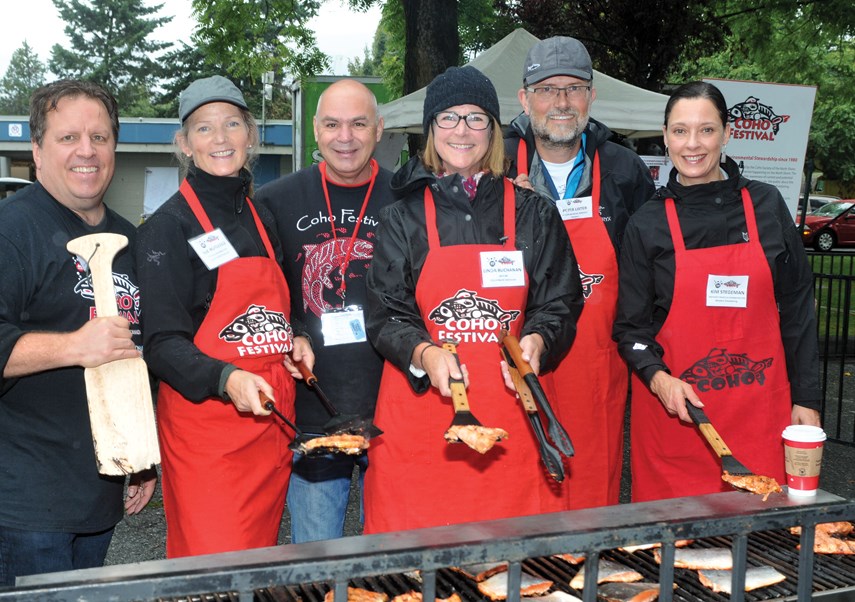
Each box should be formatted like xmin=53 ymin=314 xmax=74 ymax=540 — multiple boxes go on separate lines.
xmin=0 ymin=80 xmax=156 ymax=585
xmin=256 ymin=79 xmax=394 ymax=543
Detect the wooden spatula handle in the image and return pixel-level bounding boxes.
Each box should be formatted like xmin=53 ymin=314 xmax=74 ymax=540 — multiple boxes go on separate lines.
xmin=66 ymin=233 xmax=128 ymax=318
xmin=686 ymin=403 xmax=734 ymax=457
xmin=442 ymin=340 xmax=472 ymax=412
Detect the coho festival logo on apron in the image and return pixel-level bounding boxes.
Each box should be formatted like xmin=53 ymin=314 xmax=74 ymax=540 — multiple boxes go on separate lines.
xmin=678 ymin=347 xmax=773 ymax=393
xmin=219 ymin=304 xmax=294 ymax=357
xmin=428 ymin=289 xmax=520 ymax=343
xmin=579 ymin=267 xmax=604 ymax=299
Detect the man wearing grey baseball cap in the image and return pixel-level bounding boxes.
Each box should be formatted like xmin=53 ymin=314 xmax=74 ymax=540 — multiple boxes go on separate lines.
xmin=505 ymin=36 xmax=655 ymax=512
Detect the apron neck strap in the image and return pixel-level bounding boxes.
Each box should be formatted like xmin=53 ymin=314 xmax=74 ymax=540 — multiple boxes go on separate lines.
xmin=664 ymin=186 xmax=757 ymax=252
xmin=516 ymin=139 xmax=528 ymax=177
xmin=180 ymin=178 xmax=276 ymax=260
xmin=423 ymin=177 xmax=517 ymax=249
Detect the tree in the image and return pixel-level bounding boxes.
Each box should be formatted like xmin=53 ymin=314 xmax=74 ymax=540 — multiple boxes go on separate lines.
xmin=0 ymin=41 xmax=47 ymax=115
xmin=191 ymin=0 xmax=329 ymax=82
xmin=49 ymin=0 xmax=173 ymax=114
xmin=493 ymin=0 xmax=726 ymax=90
xmin=673 ymin=1 xmax=855 ymax=190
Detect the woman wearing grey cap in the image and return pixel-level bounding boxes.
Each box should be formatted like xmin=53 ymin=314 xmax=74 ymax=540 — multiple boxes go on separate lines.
xmin=363 ymin=66 xmax=584 ymax=532
xmin=136 ymin=76 xmax=313 ymax=557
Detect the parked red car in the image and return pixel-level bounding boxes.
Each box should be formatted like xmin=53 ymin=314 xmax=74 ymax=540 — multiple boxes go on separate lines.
xmin=801 ymin=200 xmax=855 ymax=251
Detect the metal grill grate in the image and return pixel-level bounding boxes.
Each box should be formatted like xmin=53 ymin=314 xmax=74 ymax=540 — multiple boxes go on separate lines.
xmin=10 ymin=490 xmax=855 ymax=602
xmin=231 ymin=530 xmax=855 ymax=602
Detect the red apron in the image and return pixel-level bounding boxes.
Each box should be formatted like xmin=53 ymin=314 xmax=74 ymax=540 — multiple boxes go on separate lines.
xmin=157 ymin=180 xmax=296 ymax=557
xmin=364 ymin=179 xmax=563 ymax=533
xmin=517 ymin=143 xmax=627 ymax=509
xmin=631 ymin=189 xmax=791 ymax=502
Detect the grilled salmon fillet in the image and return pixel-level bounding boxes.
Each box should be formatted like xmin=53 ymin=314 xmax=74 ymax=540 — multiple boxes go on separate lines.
xmin=618 ymin=539 xmax=694 ymax=553
xmin=525 ymin=592 xmax=582 ymax=602
xmin=698 ymin=566 xmax=786 ymax=593
xmin=790 ymin=521 xmax=854 ymax=537
xmin=597 ymin=582 xmax=663 ymax=602
xmin=300 ymin=433 xmax=368 ymax=455
xmin=653 ymin=547 xmax=733 ymax=570
xmin=451 ymin=562 xmax=508 ymax=582
xmin=721 ymin=471 xmax=782 ymax=500
xmin=444 ymin=425 xmax=508 ymax=454
xmin=392 ymin=592 xmax=462 ymax=602
xmin=568 ymin=558 xmax=642 ymax=590
xmin=324 ymin=587 xmax=388 ymax=602
xmin=552 ymin=553 xmax=585 ymax=565
xmin=476 ymin=571 xmax=553 ymax=600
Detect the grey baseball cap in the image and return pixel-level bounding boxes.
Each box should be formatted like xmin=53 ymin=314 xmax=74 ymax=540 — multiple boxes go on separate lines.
xmin=523 ymin=36 xmax=593 ymax=86
xmin=179 ymin=76 xmax=249 ymax=122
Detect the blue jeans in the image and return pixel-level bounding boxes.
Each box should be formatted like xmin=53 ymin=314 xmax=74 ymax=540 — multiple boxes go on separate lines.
xmin=287 ymin=453 xmax=367 ymax=544
xmin=0 ymin=525 xmax=114 ymax=586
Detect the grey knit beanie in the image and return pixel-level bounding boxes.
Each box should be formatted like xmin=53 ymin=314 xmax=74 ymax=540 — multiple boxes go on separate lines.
xmin=422 ymin=66 xmax=500 ymax=135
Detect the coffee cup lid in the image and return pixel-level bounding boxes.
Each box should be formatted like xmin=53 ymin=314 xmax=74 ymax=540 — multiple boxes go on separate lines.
xmin=782 ymin=424 xmax=826 ymax=442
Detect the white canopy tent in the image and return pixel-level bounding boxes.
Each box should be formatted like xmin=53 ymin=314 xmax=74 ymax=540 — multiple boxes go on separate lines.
xmin=379 ymin=28 xmax=669 ymax=138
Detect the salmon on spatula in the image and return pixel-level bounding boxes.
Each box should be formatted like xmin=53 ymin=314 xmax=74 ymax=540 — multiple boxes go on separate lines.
xmin=441 ymin=339 xmax=508 ymax=454
xmin=685 ymin=403 xmax=781 ymax=500
xmin=66 ymin=233 xmax=160 ymax=476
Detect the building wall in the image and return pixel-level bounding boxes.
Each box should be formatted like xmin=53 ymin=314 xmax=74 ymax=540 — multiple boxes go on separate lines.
xmin=105 ymin=151 xmax=295 ymax=225
xmin=107 ymin=152 xmax=178 ymax=225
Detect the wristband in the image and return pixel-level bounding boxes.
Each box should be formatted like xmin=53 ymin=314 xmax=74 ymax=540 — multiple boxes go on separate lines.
xmin=419 ymin=343 xmax=438 ymax=369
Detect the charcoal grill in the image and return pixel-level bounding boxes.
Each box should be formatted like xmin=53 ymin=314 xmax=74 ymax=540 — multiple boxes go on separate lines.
xmin=8 ymin=489 xmax=855 ymax=602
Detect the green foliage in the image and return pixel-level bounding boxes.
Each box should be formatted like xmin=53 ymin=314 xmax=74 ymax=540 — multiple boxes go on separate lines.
xmin=49 ymin=0 xmax=172 ymax=110
xmin=493 ymin=0 xmax=727 ymax=89
xmin=190 ymin=0 xmax=329 ymax=82
xmin=674 ymin=0 xmax=855 ymax=189
xmin=346 ymin=0 xmax=507 ymax=98
xmin=0 ymin=41 xmax=47 ymax=115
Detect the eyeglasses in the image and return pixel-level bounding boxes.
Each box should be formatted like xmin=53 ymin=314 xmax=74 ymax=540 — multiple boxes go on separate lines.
xmin=433 ymin=111 xmax=492 ymax=130
xmin=526 ymin=85 xmax=591 ymax=99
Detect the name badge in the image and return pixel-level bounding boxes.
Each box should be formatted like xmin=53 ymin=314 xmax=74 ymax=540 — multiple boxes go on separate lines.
xmin=556 ymin=195 xmax=593 ymax=221
xmin=706 ymin=274 xmax=749 ymax=308
xmin=480 ymin=250 xmax=525 ymax=288
xmin=321 ymin=306 xmax=367 ymax=346
xmin=188 ymin=228 xmax=239 ymax=270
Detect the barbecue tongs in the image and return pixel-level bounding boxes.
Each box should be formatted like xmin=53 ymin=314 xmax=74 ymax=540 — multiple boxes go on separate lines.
xmin=500 ymin=332 xmax=574 ymax=482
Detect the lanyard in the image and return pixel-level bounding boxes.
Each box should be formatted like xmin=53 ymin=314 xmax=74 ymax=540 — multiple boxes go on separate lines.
xmin=319 ymin=159 xmax=379 ymax=304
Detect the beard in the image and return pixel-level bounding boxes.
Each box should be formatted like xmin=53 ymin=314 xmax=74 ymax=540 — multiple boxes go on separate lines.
xmin=531 ymin=110 xmax=589 ymax=151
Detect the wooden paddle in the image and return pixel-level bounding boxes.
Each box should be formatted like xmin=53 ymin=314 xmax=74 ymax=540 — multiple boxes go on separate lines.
xmin=66 ymin=233 xmax=160 ymax=476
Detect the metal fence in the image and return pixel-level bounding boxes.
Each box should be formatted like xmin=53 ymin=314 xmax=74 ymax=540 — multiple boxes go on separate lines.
xmin=808 ymin=251 xmax=855 ymax=446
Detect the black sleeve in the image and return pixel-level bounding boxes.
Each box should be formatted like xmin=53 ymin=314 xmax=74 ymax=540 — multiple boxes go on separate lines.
xmin=365 ymin=202 xmax=432 ymax=393
xmin=136 ymin=212 xmax=228 ymax=402
xmin=613 ymin=211 xmax=669 ymax=384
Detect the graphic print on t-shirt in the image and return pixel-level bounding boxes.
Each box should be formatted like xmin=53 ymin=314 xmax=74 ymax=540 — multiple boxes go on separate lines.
xmin=72 ymin=255 xmax=140 ymax=325
xmin=300 ymin=236 xmax=374 ymax=317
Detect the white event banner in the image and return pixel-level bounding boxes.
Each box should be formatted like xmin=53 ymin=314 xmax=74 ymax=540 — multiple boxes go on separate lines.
xmin=639 ymin=155 xmax=673 ymax=189
xmin=706 ymin=78 xmax=816 ymax=219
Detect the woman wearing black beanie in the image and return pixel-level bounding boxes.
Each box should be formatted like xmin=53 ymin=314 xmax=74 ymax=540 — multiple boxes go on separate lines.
xmin=363 ymin=65 xmax=584 ymax=532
